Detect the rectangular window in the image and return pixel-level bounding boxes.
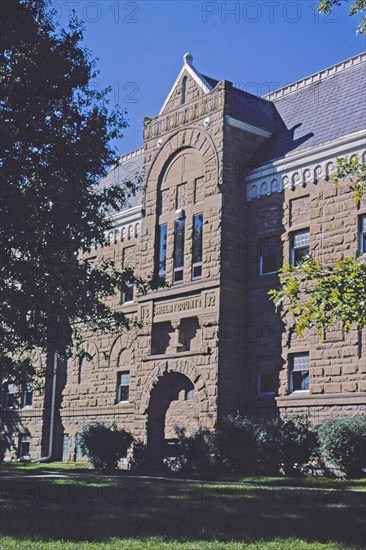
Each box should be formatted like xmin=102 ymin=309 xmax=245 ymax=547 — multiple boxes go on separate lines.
xmin=21 ymin=383 xmax=33 ymax=408
xmin=74 ymin=443 xmax=86 ymax=462
xmin=359 ymin=214 xmax=366 ymax=255
xmin=117 ymin=371 xmax=130 ymax=402
xmin=158 ymin=224 xmax=168 ymax=280
xmin=5 ymin=383 xmax=16 ymax=410
xmin=173 ymin=218 xmax=185 ymax=283
xmin=291 ymin=229 xmax=310 ymax=266
xmin=62 ymin=434 xmax=69 ymax=462
xmin=289 ymin=353 xmax=310 ymax=392
xmin=192 ymin=213 xmax=203 ymax=279
xmin=18 ymin=434 xmax=30 ymax=458
xmin=121 ymin=282 xmax=133 ymax=304
xmin=258 ymin=373 xmax=277 ymax=395
xmin=260 ymin=237 xmax=280 ymax=275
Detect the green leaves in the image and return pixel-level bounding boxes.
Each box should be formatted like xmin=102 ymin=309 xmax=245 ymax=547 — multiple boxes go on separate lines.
xmin=318 ymin=0 xmax=366 ymax=35
xmin=0 ymin=0 xmax=143 ymax=380
xmin=332 ymin=155 xmax=366 ymax=204
xmin=270 ymin=257 xmax=366 ymax=338
xmin=270 ymin=156 xmax=366 ymax=338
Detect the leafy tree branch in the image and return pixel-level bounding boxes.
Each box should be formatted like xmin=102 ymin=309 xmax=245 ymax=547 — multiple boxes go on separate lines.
xmin=319 ymin=0 xmax=366 ymax=35
xmin=270 ymin=156 xmax=366 ymax=338
xmin=0 ymin=0 xmax=149 ymax=382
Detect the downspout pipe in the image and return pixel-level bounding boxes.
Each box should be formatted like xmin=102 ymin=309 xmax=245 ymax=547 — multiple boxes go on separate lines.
xmin=34 ymin=351 xmax=58 ymax=463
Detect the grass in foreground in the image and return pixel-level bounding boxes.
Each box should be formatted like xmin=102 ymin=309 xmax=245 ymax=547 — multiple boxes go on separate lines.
xmin=0 ymin=461 xmax=91 ymax=476
xmin=1 ymin=474 xmax=365 ymax=548
xmin=1 ymin=462 xmax=366 ymax=491
xmin=0 ymin=536 xmax=360 ymax=550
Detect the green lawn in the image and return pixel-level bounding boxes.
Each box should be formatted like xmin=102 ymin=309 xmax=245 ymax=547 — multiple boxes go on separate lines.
xmin=1 ymin=461 xmax=366 ymax=491
xmin=1 ymin=465 xmax=365 ymax=549
xmin=0 ymin=537 xmax=360 ymax=550
xmin=0 ymin=460 xmax=91 ymax=476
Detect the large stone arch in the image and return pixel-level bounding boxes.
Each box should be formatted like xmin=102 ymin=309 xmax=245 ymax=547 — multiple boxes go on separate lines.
xmin=18 ymin=349 xmax=45 ymax=372
xmin=73 ymin=340 xmax=99 ymax=384
xmin=138 ymin=359 xmax=209 ymax=418
xmin=143 ymin=127 xmax=220 ymax=211
xmin=109 ymin=332 xmax=135 ymax=369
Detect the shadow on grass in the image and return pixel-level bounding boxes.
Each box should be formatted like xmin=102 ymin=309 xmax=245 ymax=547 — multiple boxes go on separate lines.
xmin=1 ymin=476 xmax=365 ymax=547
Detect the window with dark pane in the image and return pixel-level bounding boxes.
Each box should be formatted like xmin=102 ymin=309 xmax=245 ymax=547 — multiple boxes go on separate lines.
xmin=291 ymin=229 xmax=310 ymax=266
xmin=259 ymin=373 xmax=277 ymax=394
xmin=18 ymin=434 xmax=30 ymax=458
xmin=5 ymin=383 xmax=17 ymax=410
xmin=173 ymin=218 xmax=185 ymax=283
xmin=157 ymin=223 xmax=168 ymax=280
xmin=290 ymin=353 xmax=310 ymax=392
xmin=121 ymin=281 xmax=133 ymax=304
xmin=181 ymin=76 xmax=187 ymax=105
xmin=260 ymin=236 xmax=280 ymax=275
xmin=359 ymin=214 xmax=366 ymax=255
xmin=192 ymin=213 xmax=203 ymax=279
xmin=21 ymin=382 xmax=33 ymax=408
xmin=117 ymin=371 xmax=130 ymax=402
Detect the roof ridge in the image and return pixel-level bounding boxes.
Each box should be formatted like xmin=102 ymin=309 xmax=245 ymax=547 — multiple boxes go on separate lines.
xmin=263 ymin=51 xmax=366 ymax=101
xmin=118 ymin=146 xmax=144 ymax=164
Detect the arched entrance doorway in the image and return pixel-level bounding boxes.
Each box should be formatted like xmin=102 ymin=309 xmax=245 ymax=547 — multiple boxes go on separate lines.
xmin=146 ymin=371 xmax=199 ymax=463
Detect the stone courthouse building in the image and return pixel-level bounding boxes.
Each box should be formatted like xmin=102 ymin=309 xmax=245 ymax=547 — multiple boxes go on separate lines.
xmin=3 ymin=52 xmax=366 ymax=461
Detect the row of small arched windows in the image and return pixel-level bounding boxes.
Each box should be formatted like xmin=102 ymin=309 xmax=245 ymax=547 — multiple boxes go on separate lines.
xmin=107 ymin=223 xmax=140 ymax=245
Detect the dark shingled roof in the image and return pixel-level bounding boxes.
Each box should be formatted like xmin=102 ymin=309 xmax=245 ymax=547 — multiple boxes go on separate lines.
xmin=98 ymin=148 xmax=144 ymax=212
xmin=201 ymin=74 xmax=219 ymax=89
xmin=253 ymin=57 xmax=366 ymax=166
xmin=99 ymin=55 xmax=366 ymax=214
xmin=227 ymin=87 xmax=276 ymax=135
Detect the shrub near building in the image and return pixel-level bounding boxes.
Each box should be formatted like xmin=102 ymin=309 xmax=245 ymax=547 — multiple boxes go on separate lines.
xmin=76 ymin=422 xmax=134 ymax=470
xmin=317 ymin=415 xmax=366 ymax=478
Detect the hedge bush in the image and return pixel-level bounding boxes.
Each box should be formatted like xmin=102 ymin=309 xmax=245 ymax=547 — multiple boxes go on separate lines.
xmin=257 ymin=416 xmax=317 ymax=476
xmin=76 ymin=421 xmax=134 ymax=469
xmin=216 ymin=415 xmax=259 ymax=474
xmin=0 ymin=432 xmax=9 ymax=463
xmin=317 ymin=415 xmax=366 ymax=478
xmin=165 ymin=428 xmax=217 ymax=473
xmin=129 ymin=441 xmax=149 ymax=472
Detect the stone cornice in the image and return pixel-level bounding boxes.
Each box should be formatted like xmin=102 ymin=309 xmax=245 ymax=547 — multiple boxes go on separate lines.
xmin=226 ymin=116 xmax=272 ymax=139
xmin=264 ymin=51 xmax=366 ymax=101
xmin=246 ymin=130 xmax=366 ymax=201
xmin=106 ymin=205 xmax=142 ymax=242
xmin=138 ymin=279 xmax=221 ymax=302
xmin=277 ymin=393 xmax=366 ymax=407
xmin=144 ymin=85 xmax=225 ymax=141
xmin=117 ymin=147 xmax=143 ymax=164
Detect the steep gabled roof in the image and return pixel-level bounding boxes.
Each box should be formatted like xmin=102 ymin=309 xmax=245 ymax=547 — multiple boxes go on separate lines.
xmin=159 ymin=53 xmax=219 ymax=114
xmin=100 ymin=52 xmax=366 ymax=213
xmin=252 ymin=52 xmax=366 ymax=167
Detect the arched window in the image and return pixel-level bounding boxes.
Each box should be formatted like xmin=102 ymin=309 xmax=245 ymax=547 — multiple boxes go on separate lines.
xmin=156 ymin=149 xmax=204 ymax=285
xmin=181 ymin=76 xmax=187 ymax=105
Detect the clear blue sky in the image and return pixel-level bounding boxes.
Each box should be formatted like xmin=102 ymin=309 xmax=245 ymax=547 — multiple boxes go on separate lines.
xmin=57 ymin=0 xmax=365 ymax=156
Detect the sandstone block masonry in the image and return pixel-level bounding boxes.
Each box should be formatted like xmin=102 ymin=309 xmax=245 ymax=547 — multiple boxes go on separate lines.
xmin=2 ymin=53 xmax=366 ymax=461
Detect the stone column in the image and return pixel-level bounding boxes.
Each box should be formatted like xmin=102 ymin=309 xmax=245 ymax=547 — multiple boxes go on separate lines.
xmin=171 ymin=320 xmax=183 ymax=353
